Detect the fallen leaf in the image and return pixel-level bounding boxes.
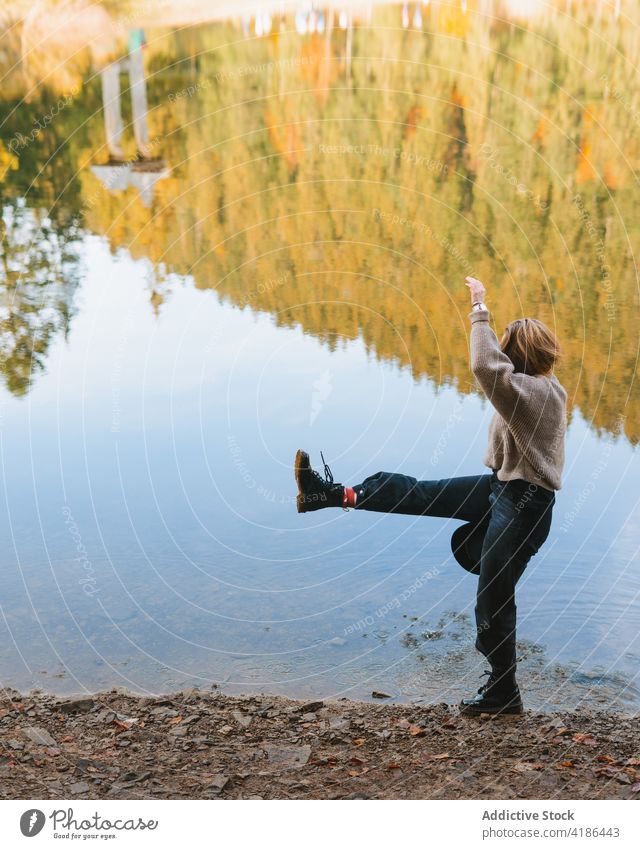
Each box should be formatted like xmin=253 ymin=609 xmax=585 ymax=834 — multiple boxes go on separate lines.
xmin=347 ymin=770 xmax=359 ymax=777
xmin=597 ymin=754 xmax=616 ymax=764
xmin=167 ymin=716 xmax=183 ymax=726
xmin=352 ymin=738 xmax=365 ymax=747
xmin=557 ymin=760 xmax=573 ymax=769
xmin=408 ymin=724 xmax=426 ymax=737
xmin=572 ymin=732 xmax=597 ymax=747
xmin=386 ymin=761 xmax=401 ymax=770
xmin=60 ymin=735 xmax=74 ymax=743
xmin=430 ymin=753 xmax=452 ymax=760
xmin=595 ymin=766 xmax=630 ymax=783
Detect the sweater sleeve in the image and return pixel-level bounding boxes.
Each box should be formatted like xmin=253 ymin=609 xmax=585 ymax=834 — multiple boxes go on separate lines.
xmin=468 ymin=308 xmax=534 ymax=420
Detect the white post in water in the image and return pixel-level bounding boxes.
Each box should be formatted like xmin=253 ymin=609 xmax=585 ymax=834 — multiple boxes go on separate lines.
xmin=129 ymin=47 xmax=151 ymax=157
xmin=99 ymin=48 xmax=150 ymax=160
xmin=346 ymin=11 xmax=353 ymax=86
xmin=101 ymin=62 xmax=125 ymax=160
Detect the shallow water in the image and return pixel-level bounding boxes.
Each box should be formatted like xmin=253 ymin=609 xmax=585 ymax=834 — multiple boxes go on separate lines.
xmin=1 ymin=2 xmax=639 ymax=710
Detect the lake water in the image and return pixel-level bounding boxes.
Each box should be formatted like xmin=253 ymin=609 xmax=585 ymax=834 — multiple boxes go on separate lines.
xmin=1 ymin=1 xmax=639 ymax=711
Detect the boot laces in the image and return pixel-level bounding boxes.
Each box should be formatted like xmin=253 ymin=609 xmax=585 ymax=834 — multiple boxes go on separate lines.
xmin=308 ymin=451 xmax=335 ymax=489
xmin=479 ymin=669 xmax=515 ymax=694
xmin=319 ymin=451 xmax=334 ymax=485
xmin=478 ymin=669 xmax=497 ymax=693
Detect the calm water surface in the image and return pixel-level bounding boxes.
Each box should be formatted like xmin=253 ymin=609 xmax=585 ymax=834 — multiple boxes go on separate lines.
xmin=1 ymin=2 xmax=639 ymax=710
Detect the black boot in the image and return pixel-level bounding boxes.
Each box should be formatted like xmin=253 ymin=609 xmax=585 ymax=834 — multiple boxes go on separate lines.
xmin=295 ymin=450 xmax=345 ymax=513
xmin=459 ymin=669 xmax=523 ymax=716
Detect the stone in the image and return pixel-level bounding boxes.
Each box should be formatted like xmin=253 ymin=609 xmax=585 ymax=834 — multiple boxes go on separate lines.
xmin=299 ymin=701 xmax=324 ymax=713
xmin=207 ymin=774 xmax=229 ymax=792
xmin=69 ymin=781 xmax=90 ymax=794
xmin=23 ymin=726 xmax=56 ymax=747
xmin=58 ymin=698 xmax=95 ymax=715
xmin=150 ymin=707 xmax=179 ymax=718
xmin=232 ymin=710 xmax=252 ymax=728
xmin=96 ymin=710 xmax=116 ymax=723
xmin=263 ymin=744 xmax=311 ymax=768
xmin=120 ymin=771 xmax=152 ymax=787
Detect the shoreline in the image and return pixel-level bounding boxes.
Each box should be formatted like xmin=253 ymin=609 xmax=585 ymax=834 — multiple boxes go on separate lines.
xmin=1 ymin=688 xmax=638 ymax=800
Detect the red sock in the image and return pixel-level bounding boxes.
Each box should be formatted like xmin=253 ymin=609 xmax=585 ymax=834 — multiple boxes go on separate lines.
xmin=343 ymin=486 xmax=357 ymax=508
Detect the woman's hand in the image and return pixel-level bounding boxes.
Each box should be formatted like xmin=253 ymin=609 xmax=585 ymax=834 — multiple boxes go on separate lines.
xmin=465 ymin=276 xmax=487 ymax=305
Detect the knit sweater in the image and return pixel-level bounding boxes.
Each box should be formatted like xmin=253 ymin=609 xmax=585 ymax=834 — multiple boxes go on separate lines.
xmin=469 ymin=308 xmax=567 ymax=491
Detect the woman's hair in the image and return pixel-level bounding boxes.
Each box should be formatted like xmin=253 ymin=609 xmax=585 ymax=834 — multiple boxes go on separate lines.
xmin=500 ymin=318 xmax=561 ymax=376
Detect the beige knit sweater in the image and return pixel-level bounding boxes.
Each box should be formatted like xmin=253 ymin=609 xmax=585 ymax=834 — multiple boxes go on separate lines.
xmin=469 ymin=308 xmax=567 ymax=491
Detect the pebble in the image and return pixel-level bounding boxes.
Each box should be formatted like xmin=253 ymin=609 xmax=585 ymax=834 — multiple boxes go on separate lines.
xmin=151 ymin=707 xmax=179 ymax=718
xmin=22 ymin=726 xmax=56 ymax=747
xmin=69 ymin=781 xmax=90 ymax=795
xmin=263 ymin=744 xmax=311 ymax=768
xmin=232 ymin=710 xmax=252 ymax=728
xmin=58 ymin=698 xmax=95 ymax=715
xmin=207 ymin=774 xmax=229 ymax=792
xmin=299 ymin=701 xmax=324 ymax=713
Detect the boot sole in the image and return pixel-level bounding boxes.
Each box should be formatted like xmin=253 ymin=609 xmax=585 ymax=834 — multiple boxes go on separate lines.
xmin=459 ymin=701 xmax=523 ymax=717
xmin=294 ymin=449 xmax=309 ymax=514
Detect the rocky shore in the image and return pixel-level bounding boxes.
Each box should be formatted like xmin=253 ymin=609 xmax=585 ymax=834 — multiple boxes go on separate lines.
xmin=1 ymin=688 xmax=638 ymax=800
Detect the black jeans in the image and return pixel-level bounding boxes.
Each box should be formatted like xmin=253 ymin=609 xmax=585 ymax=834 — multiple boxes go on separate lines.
xmin=353 ymin=471 xmax=555 ymax=676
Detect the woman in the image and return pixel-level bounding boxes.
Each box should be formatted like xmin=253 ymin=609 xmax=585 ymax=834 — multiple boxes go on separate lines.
xmin=294 ymin=276 xmax=567 ymax=716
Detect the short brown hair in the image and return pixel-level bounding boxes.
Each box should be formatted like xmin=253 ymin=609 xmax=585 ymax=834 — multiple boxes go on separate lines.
xmin=500 ymin=318 xmax=560 ymax=376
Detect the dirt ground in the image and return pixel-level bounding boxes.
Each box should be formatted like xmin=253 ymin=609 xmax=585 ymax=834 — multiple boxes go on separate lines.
xmin=1 ymin=688 xmax=639 ymax=800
